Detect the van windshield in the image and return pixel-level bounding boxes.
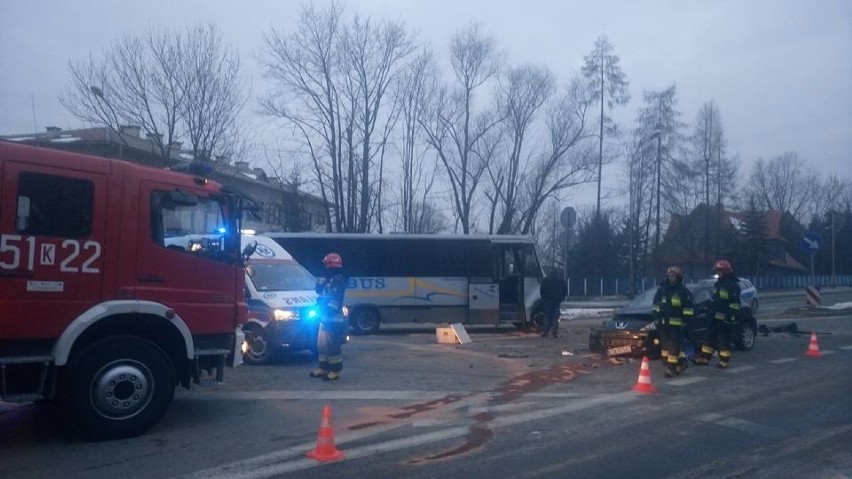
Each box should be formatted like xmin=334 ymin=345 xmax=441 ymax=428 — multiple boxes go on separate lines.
xmin=248 ymin=262 xmax=316 ymax=292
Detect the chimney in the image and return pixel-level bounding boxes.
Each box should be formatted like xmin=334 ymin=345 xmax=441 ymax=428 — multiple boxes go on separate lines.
xmin=45 ymin=126 xmax=62 ymax=133
xmin=215 ymin=154 xmax=230 ymax=165
xmin=169 ymin=141 xmax=183 ymax=151
xmin=120 ymin=125 xmax=141 ymax=138
xmin=252 ymin=167 xmax=268 ymax=181
xmin=234 ymin=160 xmax=250 ymax=172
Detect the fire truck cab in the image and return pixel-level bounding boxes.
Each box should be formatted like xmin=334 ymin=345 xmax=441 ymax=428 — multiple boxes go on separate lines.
xmin=0 ymin=142 xmax=248 ymax=440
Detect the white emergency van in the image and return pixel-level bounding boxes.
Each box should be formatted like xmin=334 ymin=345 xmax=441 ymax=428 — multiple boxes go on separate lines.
xmin=241 ymin=234 xmax=320 ymax=364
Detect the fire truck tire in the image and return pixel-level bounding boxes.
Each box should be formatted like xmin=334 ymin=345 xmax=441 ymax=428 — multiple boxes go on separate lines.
xmin=67 ymin=336 xmax=175 ymax=440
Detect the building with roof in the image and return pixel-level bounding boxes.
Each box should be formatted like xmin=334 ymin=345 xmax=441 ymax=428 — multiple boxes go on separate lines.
xmin=0 ymin=126 xmax=328 ymax=233
xmin=658 ymin=203 xmax=807 ymax=278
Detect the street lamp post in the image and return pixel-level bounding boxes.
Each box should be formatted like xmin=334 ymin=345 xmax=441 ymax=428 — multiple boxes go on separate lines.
xmin=89 ymin=85 xmax=125 ymax=159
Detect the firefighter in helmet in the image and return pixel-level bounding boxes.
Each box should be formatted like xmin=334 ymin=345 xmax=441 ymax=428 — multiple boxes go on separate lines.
xmin=693 ymin=259 xmax=741 ymax=369
xmin=652 ymin=266 xmax=694 ymax=377
xmin=309 ymin=252 xmax=348 ymax=381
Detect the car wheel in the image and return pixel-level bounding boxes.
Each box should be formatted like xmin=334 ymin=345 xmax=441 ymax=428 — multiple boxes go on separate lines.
xmin=350 ymin=308 xmax=381 ymax=335
xmin=242 ymin=324 xmax=272 ymax=365
xmin=735 ymin=321 xmax=757 ymax=351
xmin=66 ymin=336 xmax=175 ymax=440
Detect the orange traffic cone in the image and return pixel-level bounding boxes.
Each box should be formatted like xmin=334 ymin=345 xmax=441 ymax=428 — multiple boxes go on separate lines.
xmin=632 ymin=356 xmax=658 ymax=394
xmin=805 ymin=331 xmax=822 ymax=358
xmin=306 ymin=404 xmax=345 ymax=462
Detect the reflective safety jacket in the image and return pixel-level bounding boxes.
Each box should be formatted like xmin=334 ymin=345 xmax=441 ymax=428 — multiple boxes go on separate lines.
xmin=712 ymin=274 xmax=741 ymax=323
xmin=652 ymin=279 xmax=695 ymax=327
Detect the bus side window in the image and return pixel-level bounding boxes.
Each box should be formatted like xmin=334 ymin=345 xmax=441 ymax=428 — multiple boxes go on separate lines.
xmin=467 ymin=243 xmax=492 ymax=280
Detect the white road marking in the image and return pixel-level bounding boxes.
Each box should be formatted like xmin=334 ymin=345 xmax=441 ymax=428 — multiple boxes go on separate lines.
xmin=769 ymin=358 xmax=797 ymax=364
xmin=179 ymin=390 xmax=464 ymax=401
xmin=176 ymin=390 xmax=639 ymax=479
xmin=727 ymin=365 xmax=756 ymax=374
xmin=810 ymin=350 xmax=835 ymax=356
xmin=700 ymin=415 xmax=783 ymax=438
xmin=842 ymin=345 xmax=852 ymax=351
xmin=667 ymin=377 xmax=706 ymax=386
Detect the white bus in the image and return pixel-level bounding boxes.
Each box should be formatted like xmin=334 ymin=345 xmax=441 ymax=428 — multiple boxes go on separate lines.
xmin=264 ymin=233 xmax=545 ymax=334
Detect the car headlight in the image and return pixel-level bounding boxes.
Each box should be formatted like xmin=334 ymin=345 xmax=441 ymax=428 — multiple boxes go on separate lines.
xmin=342 ymin=305 xmax=349 ymax=317
xmin=273 ymin=309 xmax=295 ymax=321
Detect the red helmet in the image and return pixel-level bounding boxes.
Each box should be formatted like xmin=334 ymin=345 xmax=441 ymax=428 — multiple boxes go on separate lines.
xmin=323 ymin=252 xmax=343 ymax=269
xmin=714 ymin=259 xmax=732 ymax=274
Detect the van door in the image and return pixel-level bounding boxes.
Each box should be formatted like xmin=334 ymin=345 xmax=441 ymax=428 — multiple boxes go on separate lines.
xmin=132 ymin=181 xmax=238 ymax=335
xmin=0 ymin=163 xmax=107 ymax=339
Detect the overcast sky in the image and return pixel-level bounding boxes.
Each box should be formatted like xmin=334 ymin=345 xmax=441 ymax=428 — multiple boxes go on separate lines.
xmin=1 ymin=0 xmax=850 ymax=210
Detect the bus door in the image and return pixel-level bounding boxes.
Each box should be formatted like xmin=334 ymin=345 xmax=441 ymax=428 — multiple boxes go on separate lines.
xmin=466 ymin=242 xmax=498 ymax=325
xmin=496 ymin=246 xmax=525 ymax=324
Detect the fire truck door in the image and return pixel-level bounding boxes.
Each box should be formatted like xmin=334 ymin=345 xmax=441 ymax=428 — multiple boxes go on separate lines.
xmin=0 ymin=163 xmax=106 ymax=339
xmin=133 ymin=181 xmax=237 ymax=335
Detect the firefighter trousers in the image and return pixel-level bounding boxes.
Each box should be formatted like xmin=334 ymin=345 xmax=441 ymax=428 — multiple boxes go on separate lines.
xmin=317 ymin=318 xmax=346 ymax=373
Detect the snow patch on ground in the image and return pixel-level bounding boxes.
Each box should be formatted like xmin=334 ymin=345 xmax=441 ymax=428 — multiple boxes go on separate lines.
xmin=823 ymin=302 xmax=852 ymax=310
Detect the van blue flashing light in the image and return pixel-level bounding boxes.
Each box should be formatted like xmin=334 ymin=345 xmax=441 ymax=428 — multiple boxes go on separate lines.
xmin=216 ymin=227 xmax=227 ymax=234
xmin=306 ymin=308 xmax=319 ymax=320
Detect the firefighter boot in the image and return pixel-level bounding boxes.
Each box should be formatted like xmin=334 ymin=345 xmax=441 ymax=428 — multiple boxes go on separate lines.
xmin=692 ymin=345 xmax=713 ymax=365
xmin=676 ymin=358 xmax=688 ymax=375
xmin=323 ymin=371 xmax=340 ymax=381
xmin=309 ymin=368 xmax=328 ymax=378
xmin=717 ymin=350 xmax=731 ymax=369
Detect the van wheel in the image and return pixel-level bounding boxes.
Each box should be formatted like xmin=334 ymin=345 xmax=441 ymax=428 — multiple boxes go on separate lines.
xmin=66 ymin=336 xmax=174 ymax=440
xmin=350 ymin=308 xmax=381 ymax=335
xmin=242 ymin=325 xmax=272 ymax=365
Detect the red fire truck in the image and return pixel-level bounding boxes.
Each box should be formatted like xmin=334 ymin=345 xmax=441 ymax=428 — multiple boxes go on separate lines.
xmin=0 ymin=141 xmax=248 ymax=440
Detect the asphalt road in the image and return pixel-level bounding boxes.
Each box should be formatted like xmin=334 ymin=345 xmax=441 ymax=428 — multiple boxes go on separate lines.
xmin=1 ymin=291 xmax=850 ymax=479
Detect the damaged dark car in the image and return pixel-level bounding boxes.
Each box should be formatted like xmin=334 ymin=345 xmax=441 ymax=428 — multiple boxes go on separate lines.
xmin=588 ymin=281 xmax=758 ymax=358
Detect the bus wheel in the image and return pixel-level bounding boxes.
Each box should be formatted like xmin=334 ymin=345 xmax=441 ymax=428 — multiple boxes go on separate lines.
xmin=529 ymin=306 xmax=545 ymax=332
xmin=67 ymin=336 xmax=175 ymax=440
xmin=350 ymin=308 xmax=381 ymax=335
xmin=242 ymin=324 xmax=272 ymax=365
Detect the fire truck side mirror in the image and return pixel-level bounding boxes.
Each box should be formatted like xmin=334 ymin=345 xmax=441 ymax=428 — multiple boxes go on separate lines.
xmin=242 ymin=241 xmax=257 ymax=261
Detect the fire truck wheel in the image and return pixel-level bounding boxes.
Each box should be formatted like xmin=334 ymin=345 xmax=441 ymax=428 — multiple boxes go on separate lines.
xmin=67 ymin=336 xmax=175 ymax=440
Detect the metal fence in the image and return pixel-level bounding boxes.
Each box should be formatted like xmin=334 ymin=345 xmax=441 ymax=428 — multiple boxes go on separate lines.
xmin=566 ymin=274 xmax=852 ymax=298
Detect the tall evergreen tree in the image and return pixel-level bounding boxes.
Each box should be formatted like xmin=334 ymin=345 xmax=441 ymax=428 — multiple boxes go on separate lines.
xmin=582 ymin=36 xmax=630 ymax=217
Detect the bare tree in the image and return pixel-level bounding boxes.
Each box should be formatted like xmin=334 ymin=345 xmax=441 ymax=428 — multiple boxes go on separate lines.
xmin=61 ymin=24 xmax=245 ymax=163
xmin=744 ymin=151 xmax=819 ymax=223
xmin=180 ymin=25 xmax=246 ymax=161
xmin=486 ymin=64 xmax=555 ymax=234
xmin=581 ymin=36 xmax=630 ymax=217
xmin=514 ymin=78 xmax=597 ymax=235
xmin=420 ymin=23 xmax=502 ymax=234
xmin=259 ymin=3 xmax=344 ymax=231
xmin=260 ymin=3 xmax=413 ymax=232
xmin=633 ymin=84 xmax=687 ymax=250
xmin=690 ymin=101 xmax=737 ymax=208
xmin=389 ymin=48 xmax=445 ymax=233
